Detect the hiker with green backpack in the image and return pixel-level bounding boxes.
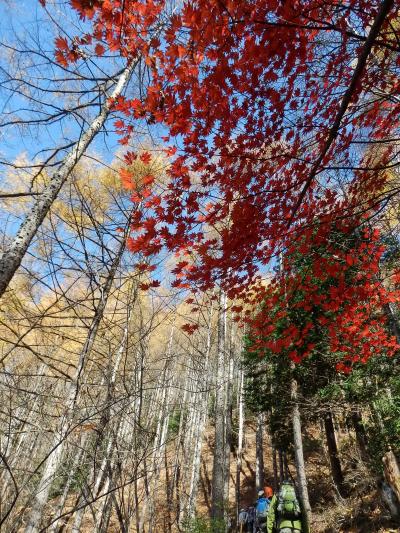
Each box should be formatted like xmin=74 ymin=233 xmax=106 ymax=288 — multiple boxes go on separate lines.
xmin=266 ymin=480 xmax=303 ymax=533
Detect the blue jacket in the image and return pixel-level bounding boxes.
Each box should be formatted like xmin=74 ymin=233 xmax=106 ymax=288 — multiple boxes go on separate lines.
xmin=256 ymin=497 xmax=270 ymax=517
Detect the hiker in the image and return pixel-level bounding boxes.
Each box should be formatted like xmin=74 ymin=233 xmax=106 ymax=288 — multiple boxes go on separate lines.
xmin=267 ymin=480 xmax=302 ymax=533
xmin=238 ymin=508 xmax=248 ymax=533
xmin=255 ymin=489 xmax=270 ymax=532
xmin=264 ymin=485 xmax=274 ymax=499
xmin=246 ymin=505 xmax=256 ymax=533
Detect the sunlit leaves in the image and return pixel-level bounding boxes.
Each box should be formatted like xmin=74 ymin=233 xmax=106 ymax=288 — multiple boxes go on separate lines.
xmin=44 ymin=0 xmax=400 ymax=366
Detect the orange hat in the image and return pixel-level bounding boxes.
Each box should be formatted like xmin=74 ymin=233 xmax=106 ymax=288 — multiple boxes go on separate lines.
xmin=264 ymin=486 xmax=273 ymax=498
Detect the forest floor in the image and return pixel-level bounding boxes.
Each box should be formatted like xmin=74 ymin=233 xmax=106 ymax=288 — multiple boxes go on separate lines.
xmin=40 ymin=420 xmax=399 ymax=532
xmin=196 ymin=421 xmax=399 ymax=533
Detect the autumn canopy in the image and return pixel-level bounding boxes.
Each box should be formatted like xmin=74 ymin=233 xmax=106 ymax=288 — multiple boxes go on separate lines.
xmin=50 ymin=0 xmax=400 ymax=368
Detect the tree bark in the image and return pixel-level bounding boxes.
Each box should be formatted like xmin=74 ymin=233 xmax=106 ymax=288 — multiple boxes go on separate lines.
xmin=171 ymin=365 xmax=190 ymax=526
xmin=323 ymin=412 xmax=346 ymax=498
xmin=383 ymin=450 xmax=400 ymax=504
xmin=380 ymin=480 xmax=400 ymax=519
xmin=351 ymin=410 xmax=369 ymax=463
xmin=272 ymin=444 xmax=278 ymax=492
xmin=291 ymin=376 xmax=311 ymax=531
xmin=186 ymin=406 xmax=206 ymax=521
xmin=223 ymin=355 xmax=233 ymax=509
xmin=235 ymin=371 xmax=244 ymax=525
xmin=255 ymin=412 xmax=265 ymax=491
xmin=283 ymin=451 xmax=289 ymax=479
xmin=383 ymin=303 xmax=400 ymax=342
xmin=211 ymin=292 xmax=227 ymax=522
xmin=278 ymin=448 xmax=284 ymax=484
xmin=184 ymin=302 xmax=214 ymax=525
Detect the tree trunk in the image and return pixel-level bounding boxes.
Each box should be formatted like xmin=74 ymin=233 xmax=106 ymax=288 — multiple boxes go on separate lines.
xmin=96 ymin=476 xmax=113 ymax=533
xmin=278 ymin=449 xmax=284 ymax=484
xmin=291 ymin=376 xmax=311 ymax=531
xmin=171 ymin=366 xmax=190 ymax=526
xmin=351 ymin=410 xmax=369 ymax=462
xmin=223 ymin=356 xmax=233 ymax=510
xmin=0 ymin=61 xmax=136 ymax=299
xmin=272 ymin=444 xmax=278 ymax=492
xmin=235 ymin=371 xmax=244 ymax=525
xmin=211 ymin=293 xmax=227 ymax=522
xmin=185 ymin=384 xmax=210 ymax=525
xmin=383 ymin=450 xmax=400 ymax=504
xmin=323 ymin=412 xmax=346 ymax=498
xmin=147 ymin=330 xmax=175 ymax=533
xmin=383 ymin=303 xmax=400 ymax=342
xmin=184 ymin=302 xmax=214 ymax=525
xmin=255 ymin=412 xmax=265 ymax=491
xmin=380 ymin=480 xmax=400 ymax=519
xmin=283 ymin=451 xmax=289 ymax=479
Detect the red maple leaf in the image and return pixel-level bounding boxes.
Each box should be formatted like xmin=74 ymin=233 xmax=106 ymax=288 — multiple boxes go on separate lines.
xmin=140 ymin=152 xmax=152 ymax=164
xmin=94 ymin=43 xmax=105 ymax=56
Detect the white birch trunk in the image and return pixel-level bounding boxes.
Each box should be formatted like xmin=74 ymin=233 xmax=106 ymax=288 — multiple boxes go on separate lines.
xmin=94 ymin=476 xmax=112 ymax=533
xmin=223 ymin=355 xmax=233 ymax=507
xmin=183 ymin=301 xmax=214 ymax=525
xmin=211 ymin=292 xmax=227 ymax=522
xmin=235 ymin=371 xmax=244 ymax=523
xmin=185 ymin=396 xmax=208 ymax=521
xmin=291 ymin=376 xmax=312 ymax=530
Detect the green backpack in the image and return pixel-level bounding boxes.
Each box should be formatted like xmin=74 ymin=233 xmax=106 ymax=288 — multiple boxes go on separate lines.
xmin=277 ymin=482 xmax=301 ymax=519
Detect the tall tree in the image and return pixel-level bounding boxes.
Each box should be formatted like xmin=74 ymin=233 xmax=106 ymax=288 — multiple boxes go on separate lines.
xmin=211 ymin=293 xmax=227 ymax=523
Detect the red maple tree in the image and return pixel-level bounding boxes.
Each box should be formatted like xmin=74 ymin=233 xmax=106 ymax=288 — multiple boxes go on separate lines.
xmin=49 ymin=0 xmax=400 ymax=367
